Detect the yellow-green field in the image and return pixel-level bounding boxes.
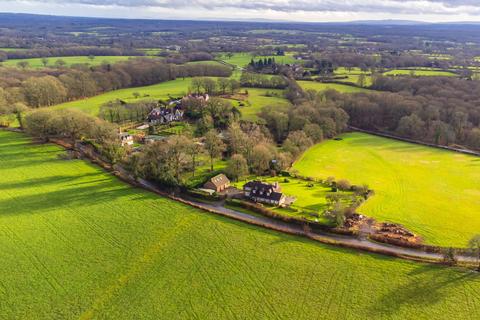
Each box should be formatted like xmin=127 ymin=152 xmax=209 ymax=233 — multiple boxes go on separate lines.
xmin=233 ymin=88 xmax=291 ymax=121
xmin=2 ymin=56 xmax=154 ymax=68
xmin=52 ymin=78 xmax=194 ymax=115
xmin=298 ymin=81 xmax=370 ymax=93
xmin=333 ymin=67 xmax=373 ymax=87
xmin=383 ymin=69 xmax=457 ymax=77
xmin=294 ymin=132 xmax=480 ymax=247
xmin=51 ymin=78 xmax=287 ymax=121
xmin=2 ymin=130 xmax=480 ymax=319
xmin=219 ymin=52 xmax=298 ymax=68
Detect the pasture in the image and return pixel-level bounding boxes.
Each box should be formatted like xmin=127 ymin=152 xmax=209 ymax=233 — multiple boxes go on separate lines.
xmin=1 ymin=130 xmax=480 ymax=319
xmin=383 ymin=69 xmax=457 ymax=77
xmin=232 ymin=88 xmax=291 ymax=121
xmin=2 ymin=56 xmax=152 ymax=68
xmin=293 ymin=132 xmax=480 ymax=247
xmin=219 ymin=52 xmax=297 ymax=68
xmin=297 ymin=81 xmax=370 ymax=93
xmin=52 ymin=78 xmax=194 ymax=115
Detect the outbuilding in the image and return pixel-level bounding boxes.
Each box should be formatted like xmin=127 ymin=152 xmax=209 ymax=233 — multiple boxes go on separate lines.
xmin=203 ymin=174 xmax=230 ymax=192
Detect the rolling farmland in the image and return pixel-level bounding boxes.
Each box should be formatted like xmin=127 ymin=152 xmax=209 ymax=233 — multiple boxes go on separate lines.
xmin=293 ymin=132 xmax=480 ymax=247
xmin=383 ymin=69 xmax=457 ymax=77
xmin=51 ymin=78 xmax=194 ymax=115
xmin=297 ymin=81 xmax=370 ymax=93
xmin=219 ymin=52 xmax=298 ymax=68
xmin=1 ymin=130 xmax=480 ymax=319
xmin=2 ymin=56 xmax=152 ymax=68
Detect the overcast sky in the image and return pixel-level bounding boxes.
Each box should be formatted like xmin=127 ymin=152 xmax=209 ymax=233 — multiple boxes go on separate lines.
xmin=2 ymin=0 xmax=480 ymax=22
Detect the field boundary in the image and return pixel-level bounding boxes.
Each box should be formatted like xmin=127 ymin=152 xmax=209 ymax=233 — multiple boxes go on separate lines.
xmin=5 ymin=128 xmax=477 ymax=268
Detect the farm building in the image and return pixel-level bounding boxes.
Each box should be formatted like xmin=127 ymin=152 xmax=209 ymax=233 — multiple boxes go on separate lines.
xmin=203 ymin=174 xmax=230 ymax=192
xmin=243 ymin=181 xmax=286 ymax=206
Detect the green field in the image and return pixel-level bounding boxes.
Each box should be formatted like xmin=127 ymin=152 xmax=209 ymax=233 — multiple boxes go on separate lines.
xmin=219 ymin=52 xmax=297 ymax=68
xmin=2 ymin=56 xmax=152 ymax=68
xmin=297 ymin=81 xmax=370 ymax=93
xmin=233 ymin=88 xmax=291 ymax=121
xmin=0 ymin=47 xmax=29 ymax=52
xmin=2 ymin=130 xmax=480 ymax=318
xmin=383 ymin=69 xmax=457 ymax=77
xmin=333 ymin=67 xmax=373 ymax=87
xmin=294 ymin=132 xmax=480 ymax=247
xmin=52 ymin=78 xmax=194 ymax=115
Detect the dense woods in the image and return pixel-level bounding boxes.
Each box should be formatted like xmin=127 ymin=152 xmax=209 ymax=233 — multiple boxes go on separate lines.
xmin=329 ymin=76 xmax=480 ymax=149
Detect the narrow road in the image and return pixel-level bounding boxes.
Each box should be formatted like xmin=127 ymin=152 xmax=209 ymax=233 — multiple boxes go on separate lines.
xmin=125 ymin=164 xmax=479 ymax=266
xmin=180 ymin=195 xmax=478 ymax=265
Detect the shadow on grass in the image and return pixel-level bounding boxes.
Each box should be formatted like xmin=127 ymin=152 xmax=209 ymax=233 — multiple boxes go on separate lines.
xmin=369 ymin=264 xmax=479 ymax=317
xmin=0 ymin=173 xmax=105 ymax=191
xmin=0 ymin=175 xmax=151 ymax=216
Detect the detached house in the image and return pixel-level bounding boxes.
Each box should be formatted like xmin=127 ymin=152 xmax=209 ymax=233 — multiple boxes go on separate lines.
xmin=203 ymin=174 xmax=230 ymax=193
xmin=243 ymin=181 xmax=286 ymax=206
xmin=147 ymin=105 xmax=184 ymax=125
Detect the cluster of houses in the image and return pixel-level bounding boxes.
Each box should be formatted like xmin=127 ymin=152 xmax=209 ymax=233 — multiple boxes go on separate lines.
xmin=147 ymin=93 xmax=209 ymax=125
xmin=202 ymin=174 xmax=289 ymax=207
xmin=147 ymin=105 xmax=184 ymax=125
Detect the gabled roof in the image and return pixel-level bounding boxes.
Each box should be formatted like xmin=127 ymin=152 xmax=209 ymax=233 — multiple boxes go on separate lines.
xmin=208 ymin=174 xmax=230 ymax=187
xmin=243 ymin=181 xmax=284 ymax=201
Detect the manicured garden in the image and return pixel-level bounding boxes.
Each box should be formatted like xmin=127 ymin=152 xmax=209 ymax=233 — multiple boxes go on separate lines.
xmin=293 ymin=132 xmax=480 ymax=247
xmin=2 ymin=130 xmax=480 ymax=319
xmin=233 ymin=175 xmax=360 ymax=225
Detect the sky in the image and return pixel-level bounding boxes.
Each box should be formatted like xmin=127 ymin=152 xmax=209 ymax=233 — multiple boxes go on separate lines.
xmin=1 ymin=0 xmax=480 ymax=23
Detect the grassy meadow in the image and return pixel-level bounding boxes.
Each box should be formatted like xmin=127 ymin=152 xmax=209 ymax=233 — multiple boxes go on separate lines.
xmin=219 ymin=52 xmax=297 ymax=68
xmin=334 ymin=67 xmax=373 ymax=87
xmin=383 ymin=69 xmax=457 ymax=77
xmin=2 ymin=56 xmax=152 ymax=68
xmin=51 ymin=78 xmax=288 ymax=121
xmin=52 ymin=78 xmax=194 ymax=115
xmin=233 ymin=88 xmax=291 ymax=121
xmin=2 ymin=130 xmax=480 ymax=319
xmin=294 ymin=132 xmax=480 ymax=247
xmin=297 ymin=81 xmax=370 ymax=93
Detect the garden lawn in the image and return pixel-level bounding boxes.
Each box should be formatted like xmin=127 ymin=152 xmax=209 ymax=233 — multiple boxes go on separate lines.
xmin=51 ymin=78 xmax=194 ymax=115
xmin=294 ymin=132 xmax=480 ymax=247
xmin=1 ymin=130 xmax=480 ymax=319
xmin=297 ymin=81 xmax=370 ymax=93
xmin=234 ymin=176 xmax=356 ymax=224
xmin=3 ymin=56 xmax=153 ymax=68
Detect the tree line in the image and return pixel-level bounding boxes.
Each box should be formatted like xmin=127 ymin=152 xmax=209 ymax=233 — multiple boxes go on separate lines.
xmin=327 ymin=76 xmax=480 ymax=150
xmin=240 ymin=72 xmax=288 ymax=89
xmin=23 ymin=108 xmax=124 ymax=163
xmin=0 ymin=58 xmax=232 ymax=109
xmin=0 ymin=47 xmax=143 ymax=61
